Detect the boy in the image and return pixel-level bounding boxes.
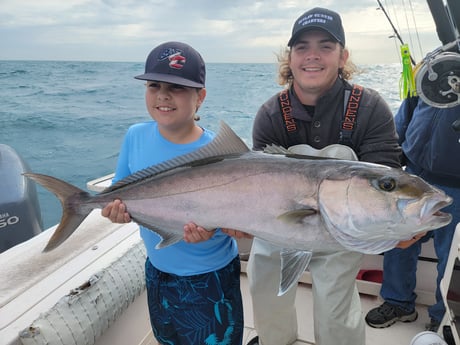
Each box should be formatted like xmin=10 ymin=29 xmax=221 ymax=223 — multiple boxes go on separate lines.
xmin=101 ymin=41 xmax=244 ymax=345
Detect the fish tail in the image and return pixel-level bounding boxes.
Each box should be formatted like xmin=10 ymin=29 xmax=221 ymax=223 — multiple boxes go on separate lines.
xmin=23 ymin=173 xmax=92 ymax=252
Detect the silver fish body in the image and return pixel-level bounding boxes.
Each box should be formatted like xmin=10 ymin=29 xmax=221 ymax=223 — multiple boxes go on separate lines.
xmin=24 ymin=122 xmax=453 ymax=294
xmin=96 ymin=152 xmax=447 ymax=250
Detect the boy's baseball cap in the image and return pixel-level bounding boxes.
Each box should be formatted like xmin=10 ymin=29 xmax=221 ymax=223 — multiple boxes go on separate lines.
xmin=288 ymin=7 xmax=345 ymax=47
xmin=135 ymin=41 xmax=206 ymax=88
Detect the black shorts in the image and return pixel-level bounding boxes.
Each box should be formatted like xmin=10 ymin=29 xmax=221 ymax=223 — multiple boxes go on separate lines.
xmin=145 ymin=256 xmax=244 ymax=345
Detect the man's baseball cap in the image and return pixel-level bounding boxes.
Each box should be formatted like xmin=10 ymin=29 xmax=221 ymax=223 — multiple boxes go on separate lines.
xmin=288 ymin=7 xmax=345 ymax=47
xmin=135 ymin=41 xmax=206 ymax=88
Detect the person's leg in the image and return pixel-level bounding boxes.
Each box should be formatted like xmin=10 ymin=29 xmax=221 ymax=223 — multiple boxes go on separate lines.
xmin=308 ymin=250 xmax=365 ymax=345
xmin=145 ymin=258 xmax=179 ymax=344
xmin=365 ymin=244 xmax=420 ymax=328
xmin=146 ymin=257 xmax=244 ymax=345
xmin=247 ymin=238 xmax=298 ymax=345
xmin=381 ymin=244 xmax=421 ymax=308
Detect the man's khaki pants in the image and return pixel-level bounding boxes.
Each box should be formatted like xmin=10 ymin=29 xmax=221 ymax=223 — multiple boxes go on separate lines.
xmin=247 ymin=238 xmax=365 ymax=345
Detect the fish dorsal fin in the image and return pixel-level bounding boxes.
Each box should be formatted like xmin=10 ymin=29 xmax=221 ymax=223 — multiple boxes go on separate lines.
xmin=102 ymin=121 xmax=250 ymax=193
xmin=279 ymin=249 xmax=313 ymax=296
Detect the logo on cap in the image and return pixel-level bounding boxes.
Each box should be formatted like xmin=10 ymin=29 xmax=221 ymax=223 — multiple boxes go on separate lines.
xmin=158 ymin=48 xmax=186 ymax=70
xmin=288 ymin=7 xmax=345 ymax=47
xmin=299 ymin=13 xmax=333 ymax=27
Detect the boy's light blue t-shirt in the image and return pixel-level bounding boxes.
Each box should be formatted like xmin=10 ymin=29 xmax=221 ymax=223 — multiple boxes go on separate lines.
xmin=113 ymin=121 xmax=238 ymax=276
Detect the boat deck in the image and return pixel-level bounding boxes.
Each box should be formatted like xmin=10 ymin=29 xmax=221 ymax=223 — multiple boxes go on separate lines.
xmin=92 ymin=262 xmax=433 ymax=345
xmin=85 ymin=262 xmax=433 ymax=345
xmin=239 ymin=267 xmax=431 ymax=345
xmin=1 ymin=208 xmax=456 ymax=345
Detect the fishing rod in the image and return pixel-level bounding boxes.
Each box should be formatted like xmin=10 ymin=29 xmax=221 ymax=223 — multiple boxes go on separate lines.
xmin=376 ymin=0 xmax=416 ymax=66
xmin=377 ymin=0 xmax=460 ymax=106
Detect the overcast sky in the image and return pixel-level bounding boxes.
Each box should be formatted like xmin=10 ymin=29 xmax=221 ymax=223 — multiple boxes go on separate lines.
xmin=0 ymin=0 xmax=444 ymax=65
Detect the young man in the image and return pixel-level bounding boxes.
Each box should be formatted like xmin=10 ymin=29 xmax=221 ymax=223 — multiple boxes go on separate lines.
xmin=246 ymin=8 xmax=402 ymax=345
xmin=365 ymin=98 xmax=460 ymax=332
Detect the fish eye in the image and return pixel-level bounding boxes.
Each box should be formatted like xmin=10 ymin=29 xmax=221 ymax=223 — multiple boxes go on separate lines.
xmin=377 ymin=177 xmax=397 ymax=192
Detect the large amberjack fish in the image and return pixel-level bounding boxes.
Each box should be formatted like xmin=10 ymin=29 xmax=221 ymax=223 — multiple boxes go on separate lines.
xmin=24 ymin=121 xmax=453 ymax=294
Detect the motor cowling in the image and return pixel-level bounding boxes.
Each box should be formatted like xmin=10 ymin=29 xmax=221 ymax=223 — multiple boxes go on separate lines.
xmin=0 ymin=144 xmax=43 ymax=253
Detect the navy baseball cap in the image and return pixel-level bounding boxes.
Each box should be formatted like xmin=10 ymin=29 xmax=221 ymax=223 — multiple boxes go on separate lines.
xmin=135 ymin=41 xmax=206 ymax=88
xmin=288 ymin=8 xmax=345 ymax=47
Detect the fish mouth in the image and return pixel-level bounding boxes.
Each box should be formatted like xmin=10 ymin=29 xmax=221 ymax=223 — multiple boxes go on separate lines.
xmin=420 ymin=197 xmax=453 ymax=225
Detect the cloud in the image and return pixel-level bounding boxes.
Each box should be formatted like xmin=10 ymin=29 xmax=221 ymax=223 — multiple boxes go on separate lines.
xmin=0 ymin=0 xmax=441 ymax=64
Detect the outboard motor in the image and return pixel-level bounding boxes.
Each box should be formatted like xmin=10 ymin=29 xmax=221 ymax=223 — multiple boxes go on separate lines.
xmin=0 ymin=144 xmax=43 ymax=253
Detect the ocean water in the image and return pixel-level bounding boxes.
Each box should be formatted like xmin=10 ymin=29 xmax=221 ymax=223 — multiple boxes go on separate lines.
xmin=0 ymin=60 xmax=403 ymax=229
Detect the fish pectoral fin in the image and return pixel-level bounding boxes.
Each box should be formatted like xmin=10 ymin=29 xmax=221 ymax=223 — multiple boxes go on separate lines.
xmin=277 ymin=209 xmax=317 ymax=224
xmin=278 ymin=249 xmax=313 ymax=296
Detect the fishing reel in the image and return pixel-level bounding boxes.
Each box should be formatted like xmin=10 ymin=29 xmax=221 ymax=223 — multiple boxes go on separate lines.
xmin=415 ymin=39 xmax=460 ymax=108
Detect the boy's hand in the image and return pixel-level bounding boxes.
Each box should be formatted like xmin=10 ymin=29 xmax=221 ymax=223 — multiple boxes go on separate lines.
xmin=183 ymin=222 xmax=215 ymax=243
xmin=101 ymin=199 xmax=131 ymax=223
